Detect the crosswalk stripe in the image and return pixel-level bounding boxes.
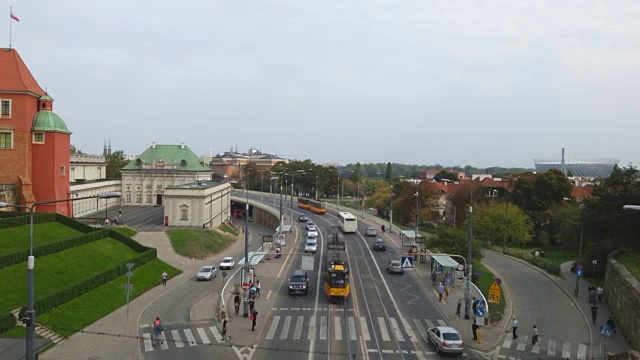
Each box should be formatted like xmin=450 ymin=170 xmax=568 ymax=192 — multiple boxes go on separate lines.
xmin=280 ymin=316 xmax=292 ymax=340
xmin=172 ymin=330 xmax=184 ymax=348
xmin=425 ymin=319 xmax=435 ymax=329
xmin=502 ymin=336 xmax=512 ymax=348
xmin=348 ymin=317 xmax=357 ymax=341
xmin=334 ymin=316 xmax=342 ymax=340
xmin=436 ymin=319 xmax=447 ymax=327
xmin=197 ymin=327 xmax=210 ymax=345
xmin=531 ymin=344 xmax=540 ymax=354
xmin=547 ymin=339 xmax=556 ymax=356
xmin=308 ymin=316 xmax=316 ymax=340
xmin=413 ymin=319 xmax=428 ymax=343
xmin=320 ymin=316 xmax=327 ymax=340
xmin=266 ymin=315 xmax=280 ymax=340
xmin=159 ymin=334 xmax=169 ymax=350
xmin=360 ymin=317 xmax=371 ymax=341
xmin=562 ymin=341 xmax=571 ymax=359
xmin=389 ymin=318 xmax=405 ymax=342
xmin=577 ymin=344 xmax=587 ymax=360
xmin=293 ymin=316 xmax=304 ymax=340
xmin=184 ymin=329 xmax=197 ymax=346
xmin=400 ymin=317 xmax=417 ymax=343
xmin=143 ymin=333 xmax=153 ymax=352
xmin=378 ymin=317 xmax=390 ymax=341
xmin=210 ymin=326 xmax=222 ymax=343
xmin=516 ymin=336 xmax=527 ymax=351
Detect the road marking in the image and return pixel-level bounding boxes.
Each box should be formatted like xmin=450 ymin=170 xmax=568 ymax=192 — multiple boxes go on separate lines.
xmin=378 ymin=317 xmax=390 ymax=341
xmin=502 ymin=336 xmax=512 ymax=348
xmin=302 ymin=308 xmax=311 ymax=310
xmin=562 ymin=341 xmax=571 ymax=359
xmin=401 ymin=317 xmax=417 ymax=343
xmin=172 ymin=330 xmax=184 ymax=348
xmin=348 ymin=316 xmax=357 ymax=340
xmin=516 ymin=335 xmax=527 ymax=351
xmin=266 ymin=290 xmax=272 ymax=300
xmin=320 ymin=316 xmax=327 ymax=340
xmin=293 ymin=316 xmax=304 ymax=340
xmin=184 ymin=328 xmax=197 ymax=346
xmin=160 ymin=335 xmax=169 ymax=350
xmin=389 ymin=317 xmax=405 ymax=342
xmin=413 ymin=318 xmax=428 ymax=343
xmin=577 ymin=344 xmax=587 ymax=360
xmin=531 ymin=344 xmax=540 ymax=354
xmin=360 ymin=317 xmax=371 ymax=341
xmin=334 ymin=316 xmax=343 ymax=340
xmin=280 ymin=316 xmax=292 ymax=340
xmin=547 ymin=339 xmax=556 ymax=356
xmin=266 ymin=315 xmax=280 ymax=340
xmin=197 ymin=327 xmax=210 ymax=345
xmin=425 ymin=319 xmax=435 ymax=329
xmin=209 ymin=326 xmax=222 ymax=343
xmin=308 ymin=315 xmax=316 ymax=340
xmin=291 ymin=308 xmax=300 ymax=311
xmin=382 ymin=349 xmax=394 ymax=354
xmin=436 ymin=319 xmax=447 ymax=327
xmin=367 ymin=349 xmax=379 ymax=353
xmin=142 ymin=333 xmax=153 ymax=352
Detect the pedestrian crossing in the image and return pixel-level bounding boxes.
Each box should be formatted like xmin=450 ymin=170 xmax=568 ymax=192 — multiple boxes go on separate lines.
xmin=142 ymin=325 xmax=224 ymax=352
xmin=500 ymin=334 xmax=588 ymax=360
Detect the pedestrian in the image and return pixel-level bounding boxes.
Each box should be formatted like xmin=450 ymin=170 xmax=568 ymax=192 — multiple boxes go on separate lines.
xmin=153 ymin=317 xmax=163 ymax=345
xmin=532 ymin=325 xmax=539 ymax=345
xmin=597 ymin=286 xmax=604 ymax=303
xmin=512 ymin=318 xmax=519 ymax=339
xmin=233 ymin=294 xmax=241 ymax=315
xmin=251 ymin=308 xmax=258 ymax=331
xmin=456 ymin=299 xmax=462 ymax=319
xmin=472 ymin=317 xmax=478 ymax=341
xmin=472 ymin=296 xmax=477 ymax=315
xmin=119 ymin=209 xmax=122 ymax=216
xmin=437 ymin=283 xmax=445 ymax=302
xmin=589 ymin=286 xmax=597 ymax=304
xmin=607 ymin=316 xmax=617 ymax=335
xmin=431 ymin=271 xmax=437 ymax=286
xmin=222 ymin=319 xmax=228 ymax=338
xmin=162 ymin=271 xmax=168 ymax=286
xmin=256 ymin=280 xmax=261 ymax=297
xmin=249 ymin=286 xmax=257 ymax=299
xmin=249 ymin=298 xmax=255 ymax=313
xmin=590 ymin=304 xmax=598 ymax=325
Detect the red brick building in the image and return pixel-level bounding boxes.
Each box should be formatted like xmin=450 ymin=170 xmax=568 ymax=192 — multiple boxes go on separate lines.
xmin=0 ymin=48 xmax=72 ymax=215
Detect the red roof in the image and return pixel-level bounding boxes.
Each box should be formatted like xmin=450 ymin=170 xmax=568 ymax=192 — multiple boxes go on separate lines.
xmin=0 ymin=48 xmax=45 ymax=94
xmin=479 ymin=178 xmax=512 ymax=190
xmin=572 ymin=185 xmax=593 ymax=199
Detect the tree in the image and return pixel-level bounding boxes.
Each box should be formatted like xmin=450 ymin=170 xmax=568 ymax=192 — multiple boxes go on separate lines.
xmin=430 ymin=225 xmax=483 ymax=262
xmin=392 ymin=181 xmax=440 ymax=226
xmin=352 ymin=163 xmax=362 ymax=183
xmin=471 ymin=202 xmax=533 ymax=247
xmin=106 ymin=150 xmax=130 ymax=179
xmin=385 ymin=162 xmax=393 ymax=182
xmin=434 ymin=171 xmax=458 ymax=182
xmin=511 ymin=169 xmax=573 ymax=214
xmin=70 ymin=144 xmax=84 ymax=154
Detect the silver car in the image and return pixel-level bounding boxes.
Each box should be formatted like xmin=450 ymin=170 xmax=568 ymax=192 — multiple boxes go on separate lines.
xmin=365 ymin=227 xmax=377 ymax=237
xmin=386 ymin=260 xmax=404 ymax=274
xmin=427 ymin=326 xmax=464 ymax=354
xmin=196 ymin=266 xmax=218 ymax=281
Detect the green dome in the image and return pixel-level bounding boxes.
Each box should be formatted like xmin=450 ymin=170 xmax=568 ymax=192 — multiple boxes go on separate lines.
xmin=39 ymin=94 xmax=54 ymax=101
xmin=32 ymin=111 xmax=72 ymax=134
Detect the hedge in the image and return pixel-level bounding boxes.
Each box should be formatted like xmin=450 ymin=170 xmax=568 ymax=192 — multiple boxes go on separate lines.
xmin=0 ymin=213 xmax=55 ymax=230
xmin=107 ymin=229 xmax=152 ymax=253
xmin=53 ymin=213 xmax=97 ymax=234
xmin=19 ymin=248 xmax=157 ymax=319
xmin=0 ymin=211 xmax=24 ymax=219
xmin=0 ymin=312 xmax=16 ymax=334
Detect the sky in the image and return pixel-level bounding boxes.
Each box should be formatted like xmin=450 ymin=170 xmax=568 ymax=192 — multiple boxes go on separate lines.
xmin=6 ymin=1 xmax=640 ymax=168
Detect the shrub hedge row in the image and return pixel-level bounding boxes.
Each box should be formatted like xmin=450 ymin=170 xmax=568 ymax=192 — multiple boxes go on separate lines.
xmin=0 ymin=213 xmax=56 ymax=230
xmin=0 ymin=312 xmax=16 ymax=334
xmin=19 ymin=248 xmax=157 ymax=319
xmin=490 ymin=246 xmax=561 ymax=275
xmin=53 ymin=213 xmax=96 ymax=234
xmin=0 ymin=211 xmax=24 ymax=219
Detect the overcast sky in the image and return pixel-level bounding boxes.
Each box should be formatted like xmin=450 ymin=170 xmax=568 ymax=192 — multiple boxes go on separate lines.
xmin=9 ymin=1 xmax=639 ymax=168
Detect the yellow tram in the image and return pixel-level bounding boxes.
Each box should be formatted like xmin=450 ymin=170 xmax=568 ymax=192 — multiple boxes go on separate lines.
xmin=298 ymin=197 xmax=326 ymax=215
xmin=324 ymin=249 xmax=350 ymax=301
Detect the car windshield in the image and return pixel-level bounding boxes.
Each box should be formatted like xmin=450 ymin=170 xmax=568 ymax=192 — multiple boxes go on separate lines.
xmin=442 ymin=332 xmax=461 ymax=341
xmin=390 ymin=261 xmax=400 ymax=267
xmin=222 ymin=258 xmax=232 ymax=263
xmin=367 ymin=228 xmax=374 ymax=231
xmin=307 ymin=240 xmax=317 ymax=245
xmin=200 ymin=267 xmax=212 ymax=272
xmin=375 ymin=240 xmax=384 ymax=244
xmin=291 ymin=275 xmax=306 ymax=282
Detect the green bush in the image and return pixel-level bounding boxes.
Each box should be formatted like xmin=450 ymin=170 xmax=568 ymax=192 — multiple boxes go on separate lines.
xmin=108 ymin=229 xmax=151 ymax=253
xmin=0 ymin=213 xmax=56 ymax=229
xmin=0 ymin=312 xmax=16 ymax=334
xmin=53 ymin=214 xmax=96 ymax=234
xmin=0 ymin=211 xmax=24 ymax=219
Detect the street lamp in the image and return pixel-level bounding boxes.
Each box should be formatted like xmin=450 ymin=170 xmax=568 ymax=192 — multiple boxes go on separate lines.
xmin=0 ymin=191 xmax=122 ymax=360
xmin=307 ymin=168 xmax=319 ymax=200
xmin=465 ymin=205 xmax=473 ymax=320
xmin=415 ymin=190 xmax=419 ymax=242
xmin=389 ymin=184 xmax=394 ymax=234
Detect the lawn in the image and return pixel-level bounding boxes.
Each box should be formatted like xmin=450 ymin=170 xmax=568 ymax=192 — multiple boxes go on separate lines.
xmin=167 ymin=229 xmax=236 ymax=259
xmin=530 ymin=248 xmax=577 ymax=267
xmin=0 ymin=238 xmax=139 ymax=314
xmin=218 ymin=223 xmax=238 ymax=236
xmin=36 ymin=259 xmax=181 ymax=338
xmin=616 ymin=251 xmax=640 ymax=282
xmin=473 ymin=262 xmax=506 ymax=323
xmin=111 ymin=227 xmax=138 ymax=238
xmin=0 ymin=223 xmax=83 ymax=255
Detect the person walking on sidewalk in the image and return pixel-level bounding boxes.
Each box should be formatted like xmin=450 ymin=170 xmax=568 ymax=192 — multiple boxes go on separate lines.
xmin=607 ymin=316 xmax=617 ymax=335
xmin=532 ymin=325 xmax=539 ymax=345
xmin=251 ymin=308 xmax=258 ymax=331
xmin=431 ymin=271 xmax=437 ymax=286
xmin=437 ymin=283 xmax=445 ymax=302
xmin=233 ymin=294 xmax=241 ymax=315
xmin=256 ymin=280 xmax=261 ymax=297
xmin=456 ymin=299 xmax=462 ymax=319
xmin=597 ymin=286 xmax=604 ymax=303
xmin=512 ymin=318 xmax=519 ymax=339
xmin=590 ymin=304 xmax=598 ymax=325
xmin=472 ymin=317 xmax=478 ymax=341
xmin=162 ymin=271 xmax=168 ymax=286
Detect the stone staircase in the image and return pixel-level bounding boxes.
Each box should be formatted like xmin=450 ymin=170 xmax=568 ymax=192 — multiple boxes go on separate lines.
xmin=11 ymin=308 xmax=65 ymax=345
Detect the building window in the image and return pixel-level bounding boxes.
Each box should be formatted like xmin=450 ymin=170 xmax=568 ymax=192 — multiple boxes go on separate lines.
xmin=146 ymin=193 xmax=152 ymax=203
xmin=60 ymin=166 xmax=65 ymax=176
xmin=156 ymin=183 xmax=162 ymax=190
xmin=33 ymin=132 xmax=44 ymax=143
xmin=126 ymin=194 xmax=131 ymax=203
xmin=0 ymin=131 xmax=12 ymax=148
xmin=1 ymin=100 xmax=10 ymax=117
xmin=180 ymin=205 xmax=189 ymax=220
xmin=136 ymin=194 xmax=142 ymax=203
xmin=146 ymin=184 xmax=152 ymax=190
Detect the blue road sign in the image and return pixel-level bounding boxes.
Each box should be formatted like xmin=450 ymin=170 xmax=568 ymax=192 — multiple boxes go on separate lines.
xmin=600 ymin=325 xmax=611 ymax=337
xmin=475 ymin=300 xmax=486 ymax=317
xmin=401 ymin=256 xmax=414 ymax=269
xmin=576 ymin=269 xmax=583 ymax=277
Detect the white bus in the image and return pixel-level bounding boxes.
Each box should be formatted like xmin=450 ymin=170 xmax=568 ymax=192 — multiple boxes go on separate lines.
xmin=338 ymin=212 xmax=358 ymax=233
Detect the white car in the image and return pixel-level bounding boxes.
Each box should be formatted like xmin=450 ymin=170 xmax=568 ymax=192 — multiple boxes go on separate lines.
xmin=305 ymin=238 xmax=318 ymax=253
xmin=196 ymin=266 xmax=218 ymax=281
xmin=308 ymin=228 xmax=318 ymax=237
xmin=365 ymin=227 xmax=377 ymax=237
xmin=427 ymin=326 xmax=464 ymax=355
xmin=306 ymin=221 xmax=315 ymax=230
xmin=219 ymin=257 xmax=235 ymax=270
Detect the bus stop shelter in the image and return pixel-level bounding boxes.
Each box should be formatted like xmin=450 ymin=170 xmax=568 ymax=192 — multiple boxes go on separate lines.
xmin=430 ymin=255 xmax=460 ymax=289
xmin=399 ymin=230 xmax=423 ymax=247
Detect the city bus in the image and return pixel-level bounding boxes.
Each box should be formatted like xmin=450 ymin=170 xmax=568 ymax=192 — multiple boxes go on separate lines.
xmin=338 ymin=212 xmax=357 ymax=233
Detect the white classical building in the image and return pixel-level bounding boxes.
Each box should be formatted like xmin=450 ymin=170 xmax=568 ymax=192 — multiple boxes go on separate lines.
xmin=164 ymin=180 xmax=232 ymax=227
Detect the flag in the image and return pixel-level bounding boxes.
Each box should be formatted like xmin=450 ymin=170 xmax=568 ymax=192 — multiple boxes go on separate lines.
xmin=10 ymin=11 xmax=20 ymax=22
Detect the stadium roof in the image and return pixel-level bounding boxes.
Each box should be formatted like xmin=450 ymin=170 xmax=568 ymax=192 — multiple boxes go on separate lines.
xmin=533 ymin=158 xmax=618 ymax=179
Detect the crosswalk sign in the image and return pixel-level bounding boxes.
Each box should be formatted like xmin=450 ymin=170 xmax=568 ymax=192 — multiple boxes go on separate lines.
xmin=401 ymin=256 xmax=414 ymax=269
xmin=475 ymin=300 xmax=486 ymax=317
xmin=600 ymin=325 xmax=611 ymax=337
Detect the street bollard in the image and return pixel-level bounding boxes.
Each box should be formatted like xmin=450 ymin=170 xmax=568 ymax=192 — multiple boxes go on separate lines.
xmin=477 ymin=329 xmax=482 ymax=343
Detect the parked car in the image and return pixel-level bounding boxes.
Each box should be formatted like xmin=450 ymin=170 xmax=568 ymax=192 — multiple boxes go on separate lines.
xmin=298 ymin=215 xmax=308 ymax=222
xmin=365 ymin=227 xmax=377 ymax=237
xmin=196 ymin=266 xmax=218 ymax=281
xmin=288 ymin=269 xmax=309 ymax=295
xmin=372 ymin=238 xmax=386 ymax=251
xmin=386 ymin=260 xmax=404 ymax=274
xmin=427 ymin=326 xmax=464 ymax=355
xmin=219 ymin=257 xmax=235 ymax=270
xmin=305 ymin=238 xmax=318 ymax=253
xmin=308 ymin=227 xmax=318 ymax=237
xmin=306 ymin=221 xmax=315 ymax=230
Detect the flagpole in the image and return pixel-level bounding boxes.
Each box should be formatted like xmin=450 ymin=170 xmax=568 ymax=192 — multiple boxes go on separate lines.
xmin=9 ymin=6 xmax=12 ymax=49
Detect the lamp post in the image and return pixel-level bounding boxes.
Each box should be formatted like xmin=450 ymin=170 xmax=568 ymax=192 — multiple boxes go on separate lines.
xmin=0 ymin=191 xmax=122 ymax=360
xmin=415 ymin=190 xmax=420 ymax=242
xmin=389 ymin=184 xmax=394 ymax=234
xmin=337 ymin=177 xmax=340 ymax=211
xmin=465 ymin=205 xmax=473 ymax=320
xmin=502 ymin=201 xmax=509 ymax=254
xmin=242 ymin=169 xmax=250 ymax=318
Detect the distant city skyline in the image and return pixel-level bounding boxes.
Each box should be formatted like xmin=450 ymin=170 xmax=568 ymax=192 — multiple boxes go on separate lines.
xmin=9 ymin=1 xmax=639 ymax=168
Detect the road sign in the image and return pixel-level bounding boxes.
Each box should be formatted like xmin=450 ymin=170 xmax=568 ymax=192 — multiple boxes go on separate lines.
xmin=125 ymin=283 xmax=133 ymax=291
xmin=592 ymin=259 xmax=598 ymax=265
xmin=577 ymin=264 xmax=584 ymax=270
xmin=456 ymin=264 xmax=465 ymax=271
xmin=600 ymin=325 xmax=611 ymax=337
xmin=494 ymin=278 xmax=502 ymax=285
xmin=576 ymin=269 xmax=583 ymax=277
xmin=456 ymin=275 xmax=464 ymax=284
xmin=401 ymin=256 xmax=414 ymax=269
xmin=475 ymin=300 xmax=486 ymax=317
xmin=242 ymin=282 xmax=250 ymax=291
xmin=488 ymin=281 xmax=501 ymax=304
xmin=221 ymin=271 xmax=227 ymax=278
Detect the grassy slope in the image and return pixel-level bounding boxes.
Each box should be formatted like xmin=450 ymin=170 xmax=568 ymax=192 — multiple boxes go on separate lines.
xmin=0 ymin=223 xmax=83 ymax=254
xmin=616 ymin=251 xmax=640 ymax=281
xmin=111 ymin=227 xmax=138 ymax=238
xmin=167 ymin=229 xmax=235 ymax=259
xmin=473 ymin=262 xmax=506 ymax=323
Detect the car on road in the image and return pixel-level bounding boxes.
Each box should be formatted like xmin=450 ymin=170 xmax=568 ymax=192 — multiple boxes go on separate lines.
xmin=298 ymin=215 xmax=308 ymax=222
xmin=427 ymin=326 xmax=464 ymax=355
xmin=219 ymin=257 xmax=235 ymax=270
xmin=289 ymin=270 xmax=309 ymax=295
xmin=308 ymin=227 xmax=318 ymax=237
xmin=372 ymin=238 xmax=386 ymax=251
xmin=386 ymin=260 xmax=404 ymax=274
xmin=305 ymin=238 xmax=318 ymax=253
xmin=306 ymin=221 xmax=315 ymax=230
xmin=196 ymin=266 xmax=218 ymax=281
xmin=365 ymin=227 xmax=377 ymax=236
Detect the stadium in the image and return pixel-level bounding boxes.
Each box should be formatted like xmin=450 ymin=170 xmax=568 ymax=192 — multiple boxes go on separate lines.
xmin=533 ymin=158 xmax=619 ymax=179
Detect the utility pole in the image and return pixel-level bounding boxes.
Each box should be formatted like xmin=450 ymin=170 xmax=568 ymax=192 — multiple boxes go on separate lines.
xmin=389 ymin=184 xmax=394 ymax=233
xmin=415 ymin=191 xmax=419 ymax=242
xmin=242 ymin=171 xmax=250 ymax=318
xmin=465 ymin=205 xmax=473 ymax=320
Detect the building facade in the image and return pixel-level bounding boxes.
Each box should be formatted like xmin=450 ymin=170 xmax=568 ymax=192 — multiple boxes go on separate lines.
xmin=206 ymin=148 xmax=286 ymax=181
xmin=164 ymin=180 xmax=232 ymax=227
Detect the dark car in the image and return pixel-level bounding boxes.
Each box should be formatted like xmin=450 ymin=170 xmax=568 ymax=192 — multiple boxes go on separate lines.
xmin=372 ymin=238 xmax=386 ymax=251
xmin=289 ymin=270 xmax=309 ymax=295
xmin=298 ymin=215 xmax=308 ymax=222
